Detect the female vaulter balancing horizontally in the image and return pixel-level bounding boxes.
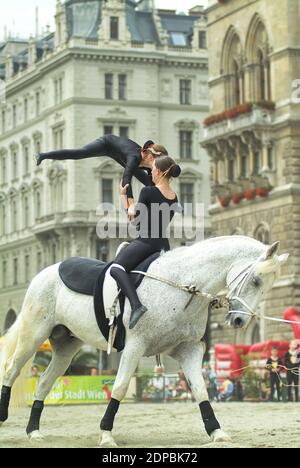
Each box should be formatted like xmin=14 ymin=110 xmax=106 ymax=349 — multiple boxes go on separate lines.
xmin=110 ymin=155 xmax=182 ymax=329
xmin=35 ymin=134 xmax=168 ymax=206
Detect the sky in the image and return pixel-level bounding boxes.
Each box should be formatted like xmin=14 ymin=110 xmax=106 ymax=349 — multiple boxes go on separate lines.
xmin=0 ymin=0 xmax=209 ymax=41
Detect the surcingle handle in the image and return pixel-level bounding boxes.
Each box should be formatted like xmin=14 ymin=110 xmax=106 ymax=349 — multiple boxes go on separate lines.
xmin=107 ymin=294 xmax=120 ymax=354
xmin=107 ymin=320 xmax=116 ymax=355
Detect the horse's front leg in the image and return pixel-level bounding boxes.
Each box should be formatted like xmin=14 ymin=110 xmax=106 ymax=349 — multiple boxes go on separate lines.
xmin=99 ymin=339 xmax=145 ymax=448
xmin=171 ymin=341 xmax=231 ymax=444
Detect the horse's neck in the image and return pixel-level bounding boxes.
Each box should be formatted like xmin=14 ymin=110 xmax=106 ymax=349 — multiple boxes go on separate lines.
xmin=161 ymin=237 xmax=265 ymax=297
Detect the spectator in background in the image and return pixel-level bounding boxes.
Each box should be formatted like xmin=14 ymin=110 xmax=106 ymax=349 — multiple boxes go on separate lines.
xmin=234 ymin=379 xmax=244 ymax=401
xmin=203 ymin=363 xmax=219 ymax=402
xmin=31 ymin=365 xmax=39 ymax=378
xmin=220 ymin=378 xmax=234 ymax=402
xmin=284 ymin=340 xmax=300 ymax=402
xmin=90 ymin=368 xmax=99 ymax=376
xmin=175 ymin=370 xmax=191 ymax=400
xmin=266 ymin=347 xmax=283 ymax=402
xmin=260 ymin=371 xmax=271 ymax=401
xmin=148 ymin=366 xmax=171 ymax=401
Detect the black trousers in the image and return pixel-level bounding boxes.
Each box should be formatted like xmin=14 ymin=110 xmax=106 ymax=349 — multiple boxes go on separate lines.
xmin=270 ymin=373 xmax=281 ymax=401
xmin=113 ymin=238 xmax=165 ymax=272
xmin=41 ymin=138 xmax=109 ymax=160
xmin=287 ymin=371 xmax=299 ymax=401
xmin=110 ymin=239 xmax=165 ymax=313
xmin=40 ymin=137 xmax=152 ymax=188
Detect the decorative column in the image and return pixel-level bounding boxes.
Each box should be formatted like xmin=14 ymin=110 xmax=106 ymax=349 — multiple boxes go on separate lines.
xmin=262 ymin=42 xmax=270 ymax=101
xmin=237 ymin=53 xmax=245 ymax=104
xmin=206 ymin=144 xmax=219 ymax=185
xmin=236 ymin=140 xmax=242 ymax=178
xmin=261 ymin=134 xmax=273 ymax=172
xmin=261 ymin=136 xmax=275 ymax=187
xmin=217 ymin=159 xmax=225 ymax=185
xmin=243 ymin=64 xmax=251 ymax=102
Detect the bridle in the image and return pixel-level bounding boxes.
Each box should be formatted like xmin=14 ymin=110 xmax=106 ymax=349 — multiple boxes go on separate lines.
xmin=225 ymin=252 xmax=270 ymax=324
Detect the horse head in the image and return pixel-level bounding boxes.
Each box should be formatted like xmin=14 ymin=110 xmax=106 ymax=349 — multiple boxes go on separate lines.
xmin=225 ymin=241 xmax=289 ymax=329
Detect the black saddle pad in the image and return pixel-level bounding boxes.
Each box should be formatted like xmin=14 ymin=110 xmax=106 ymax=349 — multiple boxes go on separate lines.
xmin=59 ymin=257 xmax=107 ymax=295
xmin=59 ymin=252 xmax=161 ymax=352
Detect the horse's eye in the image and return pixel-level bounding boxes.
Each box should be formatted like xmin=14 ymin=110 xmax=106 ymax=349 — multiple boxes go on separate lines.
xmin=253 ymin=277 xmax=261 ymax=287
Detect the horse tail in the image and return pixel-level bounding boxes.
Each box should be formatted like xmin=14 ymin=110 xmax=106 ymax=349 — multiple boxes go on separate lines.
xmin=0 ymin=314 xmax=31 ymax=408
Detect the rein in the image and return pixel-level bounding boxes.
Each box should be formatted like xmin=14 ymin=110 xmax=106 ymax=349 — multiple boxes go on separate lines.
xmin=131 ymin=270 xmax=214 ymax=310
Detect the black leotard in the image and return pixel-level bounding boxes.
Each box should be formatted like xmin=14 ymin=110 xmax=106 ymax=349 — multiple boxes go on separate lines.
xmin=113 ymin=186 xmax=181 ymax=271
xmin=40 ymin=135 xmax=153 ymax=198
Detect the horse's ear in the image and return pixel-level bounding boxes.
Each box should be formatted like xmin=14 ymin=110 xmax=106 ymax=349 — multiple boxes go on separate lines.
xmin=264 ymin=241 xmax=280 ymax=260
xmin=277 ymin=253 xmax=289 ymax=264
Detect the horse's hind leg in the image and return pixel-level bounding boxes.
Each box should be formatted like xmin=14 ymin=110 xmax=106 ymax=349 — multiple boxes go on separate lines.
xmin=26 ymin=332 xmax=82 ymax=440
xmin=100 ymin=339 xmax=145 ymax=448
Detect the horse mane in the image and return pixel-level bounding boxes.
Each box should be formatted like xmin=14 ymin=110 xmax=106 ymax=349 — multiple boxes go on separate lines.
xmin=162 ymin=235 xmax=266 ymax=260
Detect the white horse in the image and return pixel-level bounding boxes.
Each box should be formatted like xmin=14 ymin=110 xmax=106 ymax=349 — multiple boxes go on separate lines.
xmin=0 ymin=236 xmax=288 ymax=447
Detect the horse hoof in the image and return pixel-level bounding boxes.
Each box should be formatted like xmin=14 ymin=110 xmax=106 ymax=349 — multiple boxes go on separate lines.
xmin=99 ymin=431 xmax=118 ymax=448
xmin=28 ymin=430 xmax=44 ymax=441
xmin=210 ymin=429 xmax=232 ymax=443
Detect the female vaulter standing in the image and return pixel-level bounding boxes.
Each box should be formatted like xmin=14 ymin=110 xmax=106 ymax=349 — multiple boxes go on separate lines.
xmin=110 ymin=155 xmax=182 ymax=329
xmin=35 ymin=135 xmax=168 ymax=205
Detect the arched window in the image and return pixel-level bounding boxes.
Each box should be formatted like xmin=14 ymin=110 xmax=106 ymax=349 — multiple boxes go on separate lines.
xmin=21 ymin=138 xmax=31 ymax=175
xmin=246 ymin=15 xmax=271 ymax=102
xmin=47 ymin=165 xmax=66 ymax=213
xmin=11 ymin=198 xmax=18 ymax=232
xmin=24 ymin=195 xmax=29 ymax=228
xmin=32 ymin=179 xmax=43 ymax=221
xmin=254 ymin=224 xmax=270 ymax=245
xmin=35 ymin=191 xmax=41 ymax=219
xmin=221 ymin=28 xmax=244 ymax=107
xmin=233 ymin=60 xmax=241 ymax=106
xmin=32 ymin=131 xmax=43 ymax=154
xmin=4 ymin=309 xmax=17 ymax=333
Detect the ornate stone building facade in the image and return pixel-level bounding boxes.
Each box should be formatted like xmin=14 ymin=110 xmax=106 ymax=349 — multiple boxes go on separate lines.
xmin=202 ymin=0 xmax=298 ymax=346
xmin=0 ymin=0 xmax=210 ymax=370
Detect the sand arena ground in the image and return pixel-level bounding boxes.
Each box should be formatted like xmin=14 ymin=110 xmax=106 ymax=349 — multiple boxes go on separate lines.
xmin=1 ymin=401 xmax=299 ymax=448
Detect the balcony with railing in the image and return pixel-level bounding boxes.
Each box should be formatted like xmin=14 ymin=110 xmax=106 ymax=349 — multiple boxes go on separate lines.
xmin=202 ymin=102 xmax=275 ymax=144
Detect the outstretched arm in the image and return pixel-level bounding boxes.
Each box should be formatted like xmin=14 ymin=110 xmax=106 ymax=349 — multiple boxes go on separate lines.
xmin=122 ymin=154 xmax=153 ymax=202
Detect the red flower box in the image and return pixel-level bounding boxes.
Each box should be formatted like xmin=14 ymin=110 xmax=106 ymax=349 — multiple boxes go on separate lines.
xmin=203 ymin=101 xmax=275 ymax=127
xmin=232 ymin=193 xmax=243 ymax=204
xmin=244 ymin=189 xmax=256 ymax=200
xmin=256 ymin=187 xmax=269 ymax=197
xmin=219 ymin=196 xmax=231 ymax=207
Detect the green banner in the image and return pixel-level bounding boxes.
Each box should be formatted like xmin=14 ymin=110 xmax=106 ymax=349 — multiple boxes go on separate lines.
xmin=25 ymin=376 xmax=116 ymax=405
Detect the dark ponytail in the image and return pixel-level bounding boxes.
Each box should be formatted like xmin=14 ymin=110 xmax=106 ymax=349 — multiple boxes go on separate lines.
xmin=155 ymin=155 xmax=181 ymax=180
